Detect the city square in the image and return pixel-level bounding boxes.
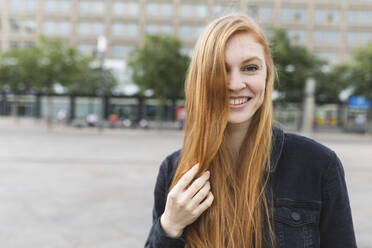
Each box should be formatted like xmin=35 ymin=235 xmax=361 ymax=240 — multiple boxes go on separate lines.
xmin=0 ymin=118 xmax=371 ymax=247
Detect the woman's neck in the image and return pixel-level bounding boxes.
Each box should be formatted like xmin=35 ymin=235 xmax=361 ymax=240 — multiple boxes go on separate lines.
xmin=226 ymin=120 xmax=251 ymax=155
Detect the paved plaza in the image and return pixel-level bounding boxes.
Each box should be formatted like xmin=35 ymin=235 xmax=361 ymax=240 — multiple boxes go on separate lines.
xmin=0 ymin=118 xmax=371 ymax=248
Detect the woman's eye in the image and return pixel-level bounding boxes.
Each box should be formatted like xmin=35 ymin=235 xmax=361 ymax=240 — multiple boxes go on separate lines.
xmin=242 ymin=65 xmax=259 ymax=72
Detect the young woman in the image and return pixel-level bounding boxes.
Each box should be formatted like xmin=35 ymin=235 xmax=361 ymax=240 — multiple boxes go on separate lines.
xmin=145 ymin=14 xmax=357 ymax=248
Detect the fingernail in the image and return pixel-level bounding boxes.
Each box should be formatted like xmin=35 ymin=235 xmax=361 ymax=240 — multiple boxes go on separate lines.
xmin=205 ymin=170 xmax=210 ymax=176
xmin=194 ymin=163 xmax=199 ymax=169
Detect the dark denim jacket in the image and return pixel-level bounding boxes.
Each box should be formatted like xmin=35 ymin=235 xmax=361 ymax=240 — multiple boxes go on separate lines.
xmin=144 ymin=127 xmax=357 ymax=248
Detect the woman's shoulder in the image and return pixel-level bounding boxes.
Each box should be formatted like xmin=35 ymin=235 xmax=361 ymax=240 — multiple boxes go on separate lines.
xmin=158 ymin=149 xmax=182 ymax=188
xmin=283 ymin=131 xmax=336 ymax=160
xmin=277 ymin=129 xmax=342 ymax=177
xmin=160 ymin=149 xmax=181 ymax=170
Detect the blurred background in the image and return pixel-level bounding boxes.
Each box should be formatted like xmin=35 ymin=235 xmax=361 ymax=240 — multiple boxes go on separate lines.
xmin=0 ymin=0 xmax=371 ymax=247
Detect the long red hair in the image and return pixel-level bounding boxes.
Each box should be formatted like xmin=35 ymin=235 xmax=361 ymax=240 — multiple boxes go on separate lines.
xmin=169 ymin=14 xmax=276 ymax=248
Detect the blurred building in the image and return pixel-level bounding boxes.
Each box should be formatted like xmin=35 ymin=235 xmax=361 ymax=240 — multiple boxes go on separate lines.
xmin=1 ymin=0 xmax=372 ymax=64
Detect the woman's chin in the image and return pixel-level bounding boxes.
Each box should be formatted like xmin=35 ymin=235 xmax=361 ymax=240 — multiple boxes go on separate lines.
xmin=227 ymin=117 xmax=252 ymax=125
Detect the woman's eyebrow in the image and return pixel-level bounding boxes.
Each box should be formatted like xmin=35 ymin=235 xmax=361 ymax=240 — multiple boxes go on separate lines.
xmin=241 ymin=56 xmax=263 ymax=65
xmin=225 ymin=56 xmax=263 ymax=68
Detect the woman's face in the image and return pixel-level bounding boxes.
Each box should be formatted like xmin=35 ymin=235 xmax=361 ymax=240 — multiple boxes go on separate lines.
xmin=224 ymin=32 xmax=267 ymax=124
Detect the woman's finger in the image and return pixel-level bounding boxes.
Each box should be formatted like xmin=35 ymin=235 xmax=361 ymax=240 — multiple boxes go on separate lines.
xmin=184 ymin=171 xmax=210 ymax=198
xmin=189 ymin=181 xmax=210 ymax=208
xmin=193 ymin=192 xmax=214 ymax=216
xmin=171 ymin=163 xmax=199 ymax=194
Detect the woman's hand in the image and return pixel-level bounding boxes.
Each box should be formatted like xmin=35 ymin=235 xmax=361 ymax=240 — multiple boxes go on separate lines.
xmin=160 ymin=163 xmax=214 ymax=238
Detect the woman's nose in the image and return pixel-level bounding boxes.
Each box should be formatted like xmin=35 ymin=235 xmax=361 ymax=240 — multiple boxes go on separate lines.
xmin=228 ymin=71 xmax=246 ymax=91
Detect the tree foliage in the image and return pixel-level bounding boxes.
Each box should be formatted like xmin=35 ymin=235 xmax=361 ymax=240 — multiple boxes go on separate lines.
xmin=270 ymin=29 xmax=324 ymax=103
xmin=348 ymin=44 xmax=372 ymax=99
xmin=314 ymin=64 xmax=351 ymax=103
xmin=128 ymin=34 xmax=190 ymax=100
xmin=314 ymin=44 xmax=372 ymax=103
xmin=0 ymin=36 xmax=117 ymax=96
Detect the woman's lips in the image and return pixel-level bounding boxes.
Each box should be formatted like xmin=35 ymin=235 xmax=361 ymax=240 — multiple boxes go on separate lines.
xmin=230 ymin=97 xmax=252 ymax=109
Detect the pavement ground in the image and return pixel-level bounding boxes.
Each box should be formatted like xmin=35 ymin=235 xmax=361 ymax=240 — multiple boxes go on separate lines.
xmin=0 ymin=118 xmax=371 ymax=248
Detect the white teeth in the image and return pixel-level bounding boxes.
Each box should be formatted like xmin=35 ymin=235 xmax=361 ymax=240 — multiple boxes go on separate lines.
xmin=230 ymin=97 xmax=249 ymax=105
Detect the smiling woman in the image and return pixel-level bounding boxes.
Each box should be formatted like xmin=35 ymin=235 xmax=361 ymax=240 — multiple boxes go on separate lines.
xmin=225 ymin=32 xmax=267 ymax=124
xmin=145 ymin=13 xmax=357 ymax=248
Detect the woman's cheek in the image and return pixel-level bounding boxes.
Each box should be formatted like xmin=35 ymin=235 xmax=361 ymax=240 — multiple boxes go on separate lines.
xmin=249 ymin=75 xmax=266 ymax=108
xmin=248 ymin=75 xmax=266 ymax=94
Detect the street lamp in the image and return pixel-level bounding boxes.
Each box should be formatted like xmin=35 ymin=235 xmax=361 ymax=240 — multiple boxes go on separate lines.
xmin=97 ymin=35 xmax=107 ymax=131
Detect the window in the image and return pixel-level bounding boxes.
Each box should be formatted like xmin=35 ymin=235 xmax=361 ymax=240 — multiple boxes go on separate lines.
xmin=315 ymin=52 xmax=338 ymax=64
xmin=112 ymin=1 xmax=139 ymax=16
xmin=264 ymin=29 xmax=273 ymax=39
xmin=10 ymin=19 xmax=21 ymax=33
xmin=314 ymin=9 xmax=340 ymax=23
xmin=281 ymin=8 xmax=306 ymax=21
xmin=79 ymin=0 xmax=104 ymax=15
xmin=60 ymin=0 xmax=70 ymax=12
xmin=45 ymin=1 xmax=56 ymax=12
xmin=348 ymin=10 xmax=372 ymax=24
xmin=314 ymin=31 xmax=340 ymax=43
xmin=261 ymin=7 xmax=273 ymax=20
xmin=123 ymin=45 xmax=134 ymax=57
xmin=112 ymin=23 xmax=138 ymax=37
xmin=10 ymin=19 xmax=37 ymax=34
xmin=24 ymin=41 xmax=35 ymax=48
xmin=361 ymin=32 xmax=372 ymax=44
xmin=288 ymin=30 xmax=306 ymax=43
xmin=180 ymin=4 xmax=207 ymax=18
xmin=25 ymin=0 xmax=37 ymax=12
xmin=78 ymin=22 xmax=104 ymax=36
xmin=111 ymin=45 xmax=133 ymax=58
xmin=45 ymin=0 xmax=71 ymax=13
xmin=43 ymin=21 xmax=71 ymax=35
xmin=347 ymin=32 xmax=358 ymax=44
xmin=347 ymin=32 xmax=372 ymax=45
xmin=146 ymin=24 xmax=172 ymax=34
xmin=179 ymin=26 xmax=204 ymax=40
xmin=10 ymin=41 xmax=21 ymax=50
xmin=111 ymin=45 xmax=124 ymax=58
xmin=77 ymin=44 xmax=95 ymax=56
xmin=248 ymin=5 xmax=259 ymax=18
xmin=10 ymin=0 xmax=22 ymax=12
xmin=213 ymin=5 xmax=225 ymax=17
xmin=10 ymin=0 xmax=36 ymax=12
xmin=24 ymin=20 xmax=37 ymax=33
xmin=146 ymin=3 xmax=173 ymax=17
xmin=214 ymin=4 xmax=238 ymax=17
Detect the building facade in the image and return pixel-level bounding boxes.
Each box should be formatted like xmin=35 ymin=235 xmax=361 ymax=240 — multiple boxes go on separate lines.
xmin=1 ymin=0 xmax=372 ymax=64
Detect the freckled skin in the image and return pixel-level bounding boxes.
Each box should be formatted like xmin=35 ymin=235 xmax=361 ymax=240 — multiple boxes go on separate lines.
xmin=225 ymin=32 xmax=267 ymax=124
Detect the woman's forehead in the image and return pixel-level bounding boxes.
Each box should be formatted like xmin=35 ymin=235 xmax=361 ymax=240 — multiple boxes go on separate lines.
xmin=224 ymin=32 xmax=266 ymax=64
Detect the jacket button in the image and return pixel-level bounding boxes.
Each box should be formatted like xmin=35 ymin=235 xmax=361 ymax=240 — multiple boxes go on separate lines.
xmin=291 ymin=211 xmax=301 ymax=221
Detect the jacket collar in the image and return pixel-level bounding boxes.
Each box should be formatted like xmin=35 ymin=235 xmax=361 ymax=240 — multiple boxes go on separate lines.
xmin=269 ymin=126 xmax=285 ymax=173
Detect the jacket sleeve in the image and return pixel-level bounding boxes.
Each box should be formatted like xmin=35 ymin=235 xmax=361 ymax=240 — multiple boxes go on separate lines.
xmin=319 ymin=151 xmax=357 ymax=248
xmin=144 ymin=156 xmax=186 ymax=248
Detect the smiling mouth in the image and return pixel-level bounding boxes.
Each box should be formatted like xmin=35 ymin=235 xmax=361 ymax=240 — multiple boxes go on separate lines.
xmin=229 ymin=97 xmax=251 ymax=105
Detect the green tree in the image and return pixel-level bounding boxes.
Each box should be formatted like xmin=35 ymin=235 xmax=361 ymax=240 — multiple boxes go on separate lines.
xmin=32 ymin=37 xmax=117 ymax=95
xmin=0 ymin=36 xmax=118 ymax=119
xmin=348 ymin=44 xmax=372 ymax=99
xmin=270 ymin=29 xmax=323 ymax=103
xmin=314 ymin=64 xmax=351 ymax=104
xmin=128 ymin=34 xmax=189 ymax=120
xmin=0 ymin=46 xmax=43 ymax=117
xmin=315 ymin=44 xmax=372 ymax=104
